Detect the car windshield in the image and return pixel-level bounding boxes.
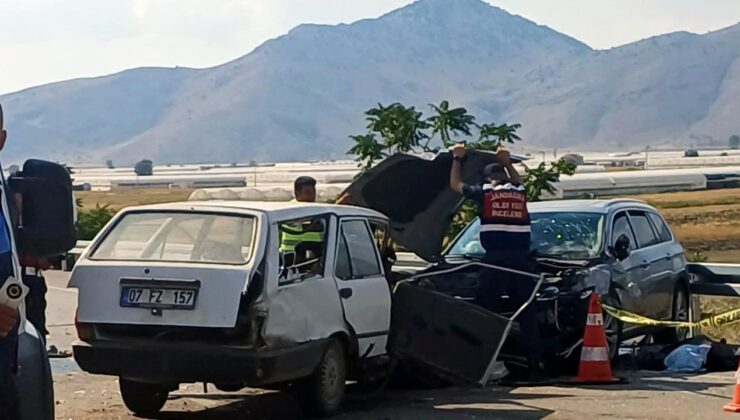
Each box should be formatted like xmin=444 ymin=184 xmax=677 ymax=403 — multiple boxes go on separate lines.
xmin=91 ymin=211 xmax=257 ymax=264
xmin=447 ymin=212 xmax=605 ymax=260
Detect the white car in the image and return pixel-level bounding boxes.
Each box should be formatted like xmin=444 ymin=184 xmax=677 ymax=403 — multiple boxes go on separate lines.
xmin=71 ymin=201 xmax=393 ymax=417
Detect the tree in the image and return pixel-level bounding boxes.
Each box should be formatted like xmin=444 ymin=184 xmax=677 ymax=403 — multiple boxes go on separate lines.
xmin=134 ymin=159 xmax=154 ymax=176
xmin=730 ymin=135 xmax=740 ymax=150
xmin=351 ymin=103 xmax=430 ymax=170
xmin=76 ymin=204 xmax=115 ymax=240
xmin=427 ymin=101 xmax=476 ymax=147
xmin=106 ymin=159 xmax=115 ymax=169
xmin=348 ymin=100 xmax=576 ymax=241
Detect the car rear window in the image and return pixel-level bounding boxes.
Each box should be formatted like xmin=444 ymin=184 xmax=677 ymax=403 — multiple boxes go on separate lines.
xmin=91 ymin=212 xmax=256 ymax=264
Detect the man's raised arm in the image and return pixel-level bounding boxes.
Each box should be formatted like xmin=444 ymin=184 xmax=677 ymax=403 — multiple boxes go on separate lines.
xmin=450 ymin=143 xmax=466 ymax=193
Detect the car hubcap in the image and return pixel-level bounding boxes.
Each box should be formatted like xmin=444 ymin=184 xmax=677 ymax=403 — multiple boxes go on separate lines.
xmin=322 ymin=351 xmax=341 ymax=403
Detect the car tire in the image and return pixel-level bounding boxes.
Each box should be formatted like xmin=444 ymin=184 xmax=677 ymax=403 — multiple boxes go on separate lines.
xmin=119 ymin=378 xmax=169 ymax=417
xmin=653 ymin=283 xmax=690 ymax=344
xmin=602 ymin=293 xmax=623 ymax=363
xmin=303 ymin=339 xmax=346 ymax=417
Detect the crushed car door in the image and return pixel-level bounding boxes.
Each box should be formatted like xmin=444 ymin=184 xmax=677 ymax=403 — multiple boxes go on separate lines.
xmin=334 ymin=219 xmax=392 ymax=358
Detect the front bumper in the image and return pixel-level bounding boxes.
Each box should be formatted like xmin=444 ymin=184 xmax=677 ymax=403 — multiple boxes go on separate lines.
xmin=73 ymin=338 xmax=327 ymax=385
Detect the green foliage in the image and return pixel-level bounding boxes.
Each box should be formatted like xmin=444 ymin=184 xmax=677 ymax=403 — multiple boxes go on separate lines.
xmin=77 ymin=204 xmax=115 ymax=240
xmin=523 ymin=159 xmax=577 ymax=202
xmin=135 ymin=159 xmax=154 ymax=176
xmin=447 ymin=200 xmax=479 ymax=245
xmin=348 ymin=100 xmax=578 ymax=245
xmin=687 ymin=250 xmax=708 ymax=263
xmin=427 ymin=101 xmax=475 ymax=147
xmin=730 ymin=135 xmax=740 ymax=150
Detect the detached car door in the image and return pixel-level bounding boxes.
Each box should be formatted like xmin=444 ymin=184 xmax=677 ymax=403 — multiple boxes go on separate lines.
xmin=334 ymin=219 xmax=391 ymax=358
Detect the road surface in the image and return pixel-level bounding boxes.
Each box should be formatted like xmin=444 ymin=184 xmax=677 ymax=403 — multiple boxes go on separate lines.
xmin=44 ymin=271 xmax=739 ymax=419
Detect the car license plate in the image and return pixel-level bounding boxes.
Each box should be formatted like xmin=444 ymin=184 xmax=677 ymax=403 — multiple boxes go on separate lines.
xmin=120 ymin=286 xmax=197 ymax=310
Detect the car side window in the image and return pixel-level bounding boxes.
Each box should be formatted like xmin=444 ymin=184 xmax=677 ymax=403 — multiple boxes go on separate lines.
xmin=647 ymin=212 xmax=672 ymax=242
xmin=628 ymin=211 xmax=660 ymax=248
xmin=611 ymin=212 xmax=636 ymax=250
xmin=278 ymin=215 xmax=327 ymax=283
xmin=335 ymin=232 xmax=352 ymax=280
xmin=336 ymin=220 xmax=382 ymax=280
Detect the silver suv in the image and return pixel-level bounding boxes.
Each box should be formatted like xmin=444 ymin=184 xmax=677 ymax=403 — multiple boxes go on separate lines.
xmin=344 ymin=152 xmax=691 ymax=376
xmin=449 ymin=198 xmax=689 ymax=331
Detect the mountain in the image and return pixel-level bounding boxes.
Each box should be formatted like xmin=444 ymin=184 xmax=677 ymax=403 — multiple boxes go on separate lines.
xmin=0 ymin=0 xmax=738 ymax=164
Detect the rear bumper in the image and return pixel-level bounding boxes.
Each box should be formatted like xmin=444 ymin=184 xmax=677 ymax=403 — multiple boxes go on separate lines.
xmin=73 ymin=338 xmax=327 ymax=385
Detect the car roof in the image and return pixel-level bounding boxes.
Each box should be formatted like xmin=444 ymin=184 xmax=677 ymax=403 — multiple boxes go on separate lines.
xmin=529 ymin=198 xmax=656 ymax=214
xmin=122 ymin=200 xmax=389 ymax=221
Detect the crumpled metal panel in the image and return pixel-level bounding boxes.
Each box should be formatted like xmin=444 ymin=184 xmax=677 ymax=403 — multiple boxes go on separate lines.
xmin=389 ymin=282 xmax=511 ymax=385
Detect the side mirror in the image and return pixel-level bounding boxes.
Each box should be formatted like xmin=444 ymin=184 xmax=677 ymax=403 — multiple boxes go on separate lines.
xmin=8 ymin=159 xmax=77 ymax=258
xmin=613 ymin=234 xmax=631 ymax=261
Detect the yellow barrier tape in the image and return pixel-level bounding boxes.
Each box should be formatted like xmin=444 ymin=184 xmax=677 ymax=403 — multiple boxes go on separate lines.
xmin=602 ymin=305 xmax=740 ymax=331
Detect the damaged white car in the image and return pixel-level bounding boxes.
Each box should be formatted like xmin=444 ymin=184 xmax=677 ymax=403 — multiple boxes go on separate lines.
xmin=71 ymin=202 xmax=393 ymax=417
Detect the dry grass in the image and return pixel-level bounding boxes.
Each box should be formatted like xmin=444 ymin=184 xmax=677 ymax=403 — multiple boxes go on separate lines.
xmin=697 ymin=296 xmax=740 ymax=344
xmin=636 ymin=188 xmax=740 ymax=209
xmin=631 ymin=189 xmax=740 ymax=262
xmin=76 ymin=188 xmax=194 ymax=212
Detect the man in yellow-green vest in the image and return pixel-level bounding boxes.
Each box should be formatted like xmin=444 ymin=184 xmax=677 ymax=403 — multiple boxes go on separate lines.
xmin=280 ymin=176 xmax=323 ymax=260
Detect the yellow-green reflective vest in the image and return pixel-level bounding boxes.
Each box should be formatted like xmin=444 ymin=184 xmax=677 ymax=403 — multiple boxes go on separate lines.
xmin=279 ymin=222 xmax=323 ymax=253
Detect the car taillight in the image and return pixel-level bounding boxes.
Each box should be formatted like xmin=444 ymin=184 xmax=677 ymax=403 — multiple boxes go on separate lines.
xmin=74 ymin=308 xmax=95 ymax=341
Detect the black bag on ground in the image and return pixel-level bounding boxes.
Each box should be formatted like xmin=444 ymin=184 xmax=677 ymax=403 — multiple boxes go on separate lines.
xmin=8 ymin=159 xmax=76 ymax=257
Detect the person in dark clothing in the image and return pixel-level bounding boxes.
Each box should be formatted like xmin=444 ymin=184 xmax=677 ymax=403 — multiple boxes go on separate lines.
xmin=23 ymin=268 xmax=48 ymax=337
xmin=22 ymin=257 xmax=51 ymax=340
xmin=449 ymin=144 xmax=543 ymax=374
xmin=0 ymin=104 xmax=20 ymax=419
xmin=0 ymin=223 xmax=20 ymax=418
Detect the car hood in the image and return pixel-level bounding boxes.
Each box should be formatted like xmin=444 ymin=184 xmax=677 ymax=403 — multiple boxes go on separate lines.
xmin=343 ymin=151 xmax=524 ymax=262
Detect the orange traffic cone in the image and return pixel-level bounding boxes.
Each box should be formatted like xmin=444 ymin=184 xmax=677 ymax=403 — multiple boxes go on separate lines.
xmin=573 ymin=292 xmax=621 ymax=384
xmin=724 ymin=359 xmax=740 ymax=412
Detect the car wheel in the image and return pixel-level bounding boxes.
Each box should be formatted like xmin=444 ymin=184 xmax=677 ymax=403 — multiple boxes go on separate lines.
xmin=602 ymin=294 xmax=623 ymax=363
xmin=303 ymin=340 xmax=346 ymax=417
xmin=653 ymin=284 xmax=690 ymax=344
xmin=119 ymin=378 xmax=169 ymax=417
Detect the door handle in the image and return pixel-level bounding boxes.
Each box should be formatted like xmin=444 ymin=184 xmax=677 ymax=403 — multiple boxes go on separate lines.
xmin=641 ymin=260 xmax=650 ymax=269
xmin=339 ymin=288 xmax=353 ymax=299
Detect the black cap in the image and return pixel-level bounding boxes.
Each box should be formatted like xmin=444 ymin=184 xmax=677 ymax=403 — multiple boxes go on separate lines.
xmin=482 ymin=163 xmax=506 ymax=180
xmin=294 ymin=176 xmax=317 ymax=190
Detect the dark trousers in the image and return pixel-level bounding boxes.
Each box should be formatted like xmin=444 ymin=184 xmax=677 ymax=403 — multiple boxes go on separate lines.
xmin=0 ymin=373 xmax=20 ymax=420
xmin=477 ymin=250 xmax=543 ymax=366
xmin=23 ymin=270 xmax=48 ymax=338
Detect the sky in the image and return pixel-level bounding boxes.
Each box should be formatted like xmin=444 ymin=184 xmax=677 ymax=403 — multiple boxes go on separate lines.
xmin=1 ymin=0 xmax=739 ymax=95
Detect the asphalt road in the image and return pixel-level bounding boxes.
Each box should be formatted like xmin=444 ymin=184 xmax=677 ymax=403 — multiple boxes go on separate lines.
xmin=45 ymin=271 xmax=739 ymax=419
